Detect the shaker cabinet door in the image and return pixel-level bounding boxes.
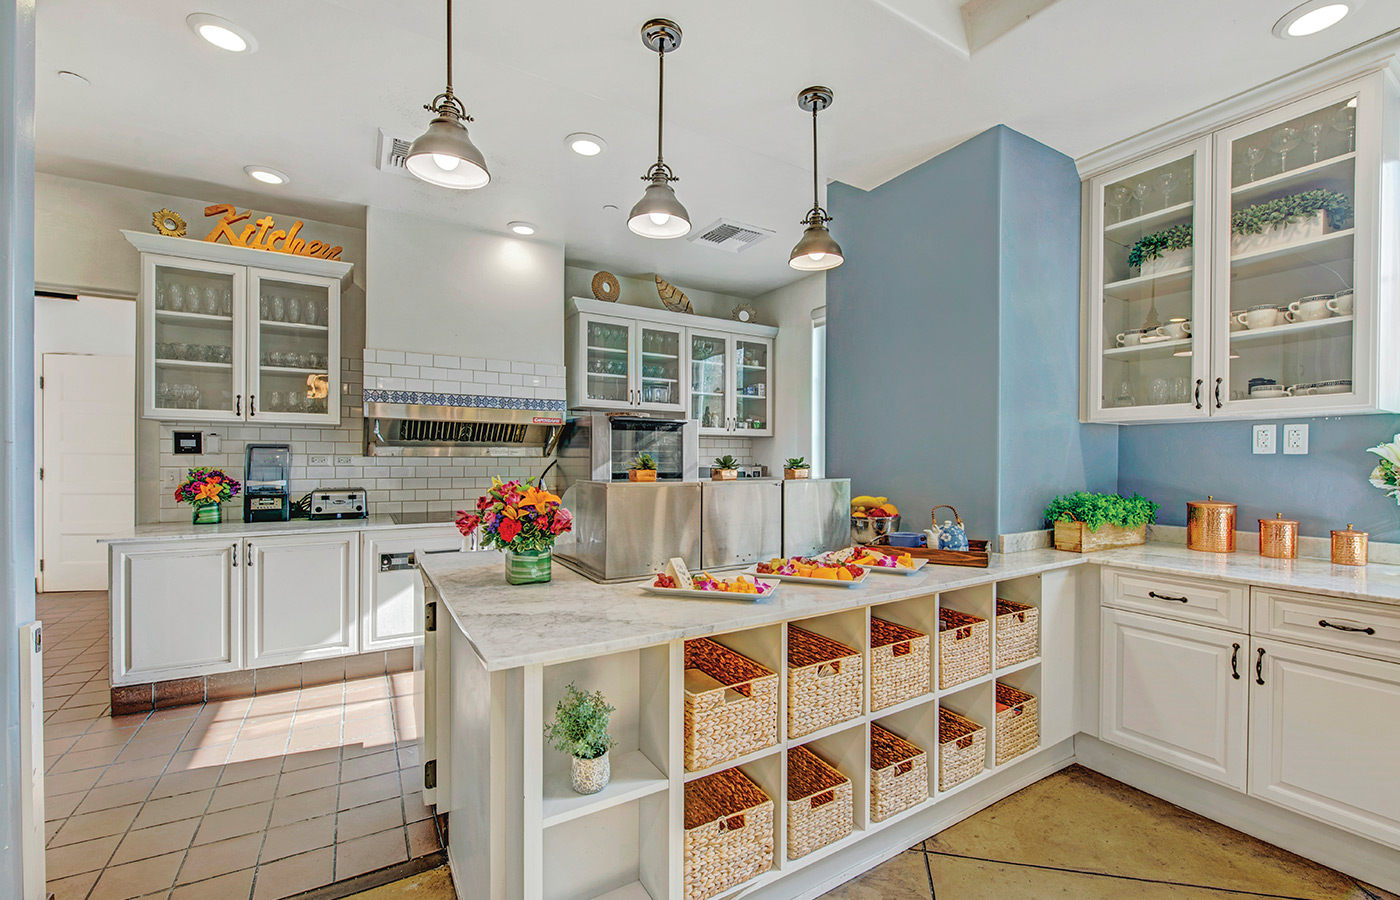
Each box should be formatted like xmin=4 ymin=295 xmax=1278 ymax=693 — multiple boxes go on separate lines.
xmin=246 ymin=533 xmax=359 ymax=667
xmin=143 ymin=255 xmax=246 ymax=422
xmin=246 ymin=268 xmax=341 ymax=425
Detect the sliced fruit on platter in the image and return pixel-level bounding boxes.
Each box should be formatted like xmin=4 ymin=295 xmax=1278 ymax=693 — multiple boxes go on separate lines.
xmin=652 ymin=571 xmax=774 ymax=595
xmin=755 ymin=557 xmax=866 ymax=581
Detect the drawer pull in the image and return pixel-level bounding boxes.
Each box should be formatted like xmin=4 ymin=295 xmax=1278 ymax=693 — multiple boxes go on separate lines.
xmin=1148 ymin=591 xmax=1188 ymax=603
xmin=1230 ymin=643 xmax=1240 ymax=680
xmin=1255 ymin=647 xmax=1266 ymax=685
xmin=1318 ymin=618 xmax=1376 ymax=636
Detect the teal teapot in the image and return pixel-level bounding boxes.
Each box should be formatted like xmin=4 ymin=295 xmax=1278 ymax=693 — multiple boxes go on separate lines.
xmin=924 ymin=505 xmax=970 ymax=552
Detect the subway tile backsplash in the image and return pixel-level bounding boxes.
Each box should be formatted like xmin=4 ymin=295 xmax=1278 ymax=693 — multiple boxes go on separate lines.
xmin=699 ymin=436 xmax=756 ymax=468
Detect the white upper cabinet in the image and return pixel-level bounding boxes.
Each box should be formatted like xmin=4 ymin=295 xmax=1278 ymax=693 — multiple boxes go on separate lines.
xmin=127 ymin=230 xmax=350 ymax=425
xmin=1083 ymin=71 xmax=1398 ymax=422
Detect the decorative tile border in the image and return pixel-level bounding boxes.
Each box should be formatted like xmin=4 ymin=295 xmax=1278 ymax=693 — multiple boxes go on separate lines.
xmin=363 ymin=388 xmax=565 ymax=413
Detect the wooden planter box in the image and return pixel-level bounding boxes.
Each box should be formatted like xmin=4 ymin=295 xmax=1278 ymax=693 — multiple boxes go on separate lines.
xmin=628 ymin=469 xmax=657 ymax=482
xmin=712 ymin=469 xmax=738 ymax=481
xmin=784 ymin=468 xmax=811 ymax=480
xmin=1053 ymin=520 xmax=1146 ymax=553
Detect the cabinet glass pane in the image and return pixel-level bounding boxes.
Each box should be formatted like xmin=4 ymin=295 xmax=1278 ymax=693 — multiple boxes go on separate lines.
xmin=153 ymin=264 xmax=235 ymax=413
xmin=1100 ymin=153 xmax=1198 ymax=410
xmin=257 ymin=279 xmax=331 ymax=415
xmin=584 ymin=320 xmax=630 ymax=404
xmin=1224 ymin=96 xmax=1357 ymax=403
xmin=638 ymin=326 xmax=680 ymax=406
xmin=690 ymin=335 xmax=728 ymax=429
xmin=734 ymin=340 xmax=770 ymax=431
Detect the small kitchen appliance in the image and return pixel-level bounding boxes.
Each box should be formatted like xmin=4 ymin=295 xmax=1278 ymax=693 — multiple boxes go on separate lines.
xmin=308 ymin=488 xmax=368 ymax=520
xmin=243 ymin=444 xmax=292 ymax=522
xmin=1258 ymin=512 xmax=1299 ymax=559
xmin=1331 ymin=524 xmax=1368 ymax=566
xmin=1187 ymin=496 xmax=1236 ymax=553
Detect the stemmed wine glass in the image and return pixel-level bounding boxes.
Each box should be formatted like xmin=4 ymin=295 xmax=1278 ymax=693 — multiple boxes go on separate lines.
xmin=1303 ymin=122 xmax=1327 ymax=162
xmin=1330 ymin=104 xmax=1356 ymax=152
xmin=1132 ymin=181 xmax=1152 ymax=217
xmin=1154 ymin=171 xmax=1178 ymax=207
xmin=1242 ymin=146 xmax=1264 ymax=183
xmin=1106 ymin=184 xmax=1131 ymax=223
xmin=1269 ymin=126 xmax=1300 ymax=174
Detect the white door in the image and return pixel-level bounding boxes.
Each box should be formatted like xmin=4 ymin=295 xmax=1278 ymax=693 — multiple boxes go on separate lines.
xmin=1100 ymin=607 xmax=1248 ymax=790
xmin=633 ymin=321 xmax=686 ymax=413
xmin=40 ymin=353 xmax=134 ymax=592
xmin=246 ymin=533 xmax=359 ymax=666
xmin=1249 ymin=638 xmax=1400 ymax=848
xmin=246 ymin=267 xmax=341 ymax=425
xmin=361 ymin=531 xmax=462 ymax=651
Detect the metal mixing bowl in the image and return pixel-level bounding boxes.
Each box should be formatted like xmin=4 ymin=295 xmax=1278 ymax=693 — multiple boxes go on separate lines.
xmin=850 ymin=514 xmax=900 ymax=545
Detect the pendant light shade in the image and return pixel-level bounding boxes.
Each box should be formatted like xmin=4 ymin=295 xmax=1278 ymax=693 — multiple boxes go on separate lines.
xmin=629 ymin=19 xmax=690 ymax=239
xmin=790 ymin=86 xmax=843 ymax=271
xmin=406 ymin=0 xmax=490 ymax=190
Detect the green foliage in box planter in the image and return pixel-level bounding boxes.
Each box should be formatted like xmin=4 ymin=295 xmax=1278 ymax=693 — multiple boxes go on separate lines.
xmin=784 ymin=457 xmax=809 ymax=470
xmin=712 ymin=455 xmax=739 ymax=470
xmin=629 ymin=453 xmax=657 ymax=471
xmin=1126 ymin=224 xmax=1193 ymax=269
xmin=1044 ymin=492 xmax=1160 ymax=532
xmin=543 ymin=683 xmax=616 ymax=761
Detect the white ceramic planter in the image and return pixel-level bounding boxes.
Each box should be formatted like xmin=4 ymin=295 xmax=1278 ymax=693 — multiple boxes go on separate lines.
xmin=571 ymin=751 xmax=610 ymax=795
xmin=1231 ymin=214 xmax=1326 ymax=257
xmin=1140 ymin=248 xmax=1191 ymax=276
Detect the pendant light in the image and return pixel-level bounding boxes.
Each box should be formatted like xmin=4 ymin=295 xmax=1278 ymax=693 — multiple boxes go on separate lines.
xmin=790 ymin=86 xmax=844 ymax=271
xmin=406 ymin=0 xmax=490 ymax=190
xmin=628 ymin=19 xmax=690 ymax=239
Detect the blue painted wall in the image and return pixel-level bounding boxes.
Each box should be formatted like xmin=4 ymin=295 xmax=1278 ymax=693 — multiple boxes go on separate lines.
xmin=997 ymin=129 xmax=1119 ymax=532
xmin=1119 ymin=414 xmax=1400 ymax=541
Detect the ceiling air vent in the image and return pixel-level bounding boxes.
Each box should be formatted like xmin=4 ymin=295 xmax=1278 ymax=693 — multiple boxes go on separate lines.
xmin=686 ymin=218 xmax=775 ymax=253
xmin=375 ymin=129 xmax=417 ymax=179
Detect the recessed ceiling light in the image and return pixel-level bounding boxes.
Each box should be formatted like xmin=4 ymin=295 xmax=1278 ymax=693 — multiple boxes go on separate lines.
xmin=508 ymin=221 xmax=537 ymax=236
xmin=1272 ymin=0 xmax=1359 ymax=38
xmin=565 ymin=133 xmax=607 ymax=157
xmin=187 ymin=13 xmax=258 ymax=53
xmin=57 ymin=70 xmax=89 ymax=86
xmin=244 ymin=165 xmax=289 ymax=185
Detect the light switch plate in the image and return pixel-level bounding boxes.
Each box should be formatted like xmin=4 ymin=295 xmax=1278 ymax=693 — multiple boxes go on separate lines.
xmin=1253 ymin=424 xmax=1276 ymax=454
xmin=1283 ymin=423 xmax=1309 ymax=455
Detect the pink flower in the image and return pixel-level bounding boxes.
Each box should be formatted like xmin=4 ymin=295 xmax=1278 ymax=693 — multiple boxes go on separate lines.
xmin=455 ymin=512 xmax=480 ymax=536
xmin=550 ymin=507 xmax=573 ymax=535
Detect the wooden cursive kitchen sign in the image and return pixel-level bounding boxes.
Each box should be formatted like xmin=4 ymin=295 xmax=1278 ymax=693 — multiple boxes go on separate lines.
xmin=202 ymin=204 xmax=344 ymax=260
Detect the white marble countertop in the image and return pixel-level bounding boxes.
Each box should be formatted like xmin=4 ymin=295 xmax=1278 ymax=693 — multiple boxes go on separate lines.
xmin=99 ymin=516 xmax=462 ymax=543
xmin=420 ymin=542 xmax=1400 ymax=671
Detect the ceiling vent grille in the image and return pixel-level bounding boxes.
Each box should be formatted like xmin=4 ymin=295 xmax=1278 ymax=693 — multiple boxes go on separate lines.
xmin=687 ymin=218 xmax=775 ymax=253
xmin=375 ymin=129 xmax=417 ymax=179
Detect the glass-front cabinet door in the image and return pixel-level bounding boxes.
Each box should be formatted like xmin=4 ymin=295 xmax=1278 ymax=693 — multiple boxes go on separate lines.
xmin=1212 ymin=80 xmax=1371 ymax=414
xmin=689 ymin=329 xmax=731 ymax=434
xmin=246 ymin=269 xmax=341 ymax=424
xmin=635 ymin=322 xmax=686 ymax=413
xmin=143 ymin=255 xmax=245 ymax=421
xmin=578 ymin=313 xmax=634 ymax=410
xmin=733 ymin=337 xmax=773 ymax=436
xmin=1089 ymin=138 xmax=1212 ymax=420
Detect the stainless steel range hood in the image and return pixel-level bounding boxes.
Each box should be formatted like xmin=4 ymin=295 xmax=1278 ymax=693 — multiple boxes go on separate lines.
xmin=363 ymin=399 xmax=563 ymax=458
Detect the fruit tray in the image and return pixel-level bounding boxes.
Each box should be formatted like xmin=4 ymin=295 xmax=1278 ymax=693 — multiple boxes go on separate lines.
xmin=643 ymin=580 xmax=778 ymax=601
xmin=870 ymin=538 xmax=991 ymax=568
xmin=836 ymin=548 xmax=928 ymax=576
xmin=743 ymin=565 xmax=868 ymax=589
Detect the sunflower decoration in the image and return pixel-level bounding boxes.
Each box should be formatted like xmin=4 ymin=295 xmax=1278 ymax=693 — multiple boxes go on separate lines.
xmin=152 ymin=208 xmax=187 ymax=237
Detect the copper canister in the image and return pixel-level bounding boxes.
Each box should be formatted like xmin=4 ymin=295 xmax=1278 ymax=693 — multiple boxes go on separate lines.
xmin=1331 ymin=524 xmax=1369 ymax=566
xmin=1187 ymin=496 xmax=1237 ymax=553
xmin=1259 ymin=513 xmax=1299 ymax=559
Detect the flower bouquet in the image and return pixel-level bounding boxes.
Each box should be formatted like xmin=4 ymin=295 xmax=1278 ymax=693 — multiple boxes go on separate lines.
xmin=175 ymin=468 xmax=241 ymax=524
xmin=457 ymin=477 xmax=573 ymax=584
xmin=1367 ymin=434 xmax=1400 ymax=504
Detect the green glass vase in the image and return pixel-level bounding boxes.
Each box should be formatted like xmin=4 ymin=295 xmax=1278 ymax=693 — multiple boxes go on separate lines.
xmin=192 ymin=504 xmax=222 ymax=525
xmin=504 ymin=548 xmax=552 ymax=585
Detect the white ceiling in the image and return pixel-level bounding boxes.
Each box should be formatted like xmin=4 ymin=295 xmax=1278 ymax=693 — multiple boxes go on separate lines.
xmin=34 ymin=0 xmax=1400 ymax=297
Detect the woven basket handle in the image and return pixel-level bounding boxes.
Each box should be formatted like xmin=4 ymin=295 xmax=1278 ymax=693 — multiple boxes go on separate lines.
xmin=724 ymin=680 xmax=754 ymax=702
xmin=719 ymin=813 xmax=747 ymax=833
xmin=810 ymin=790 xmax=835 ymax=809
xmin=1008 ymin=706 xmax=1023 ymax=717
xmin=895 ymin=761 xmax=913 ymax=776
xmin=893 ymin=641 xmax=911 ymax=657
xmin=931 ymin=505 xmax=964 ymax=527
xmin=956 ymin=735 xmax=973 ymax=749
xmin=955 ymin=626 xmax=972 ymax=641
xmin=817 ymin=661 xmax=841 ymax=678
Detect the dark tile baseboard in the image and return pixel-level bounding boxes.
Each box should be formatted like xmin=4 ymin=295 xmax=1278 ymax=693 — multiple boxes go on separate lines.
xmin=111 ymin=646 xmax=416 ymax=716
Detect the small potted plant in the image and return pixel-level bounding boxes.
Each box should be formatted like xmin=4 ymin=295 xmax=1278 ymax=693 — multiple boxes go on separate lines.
xmin=711 ymin=455 xmax=739 ymax=481
xmin=1045 ymin=492 xmax=1159 ymax=553
xmin=628 ymin=453 xmax=658 ymax=482
xmin=783 ymin=457 xmax=811 ymax=480
xmin=174 ymin=467 xmax=241 ymax=525
xmin=544 ymin=683 xmax=617 ymax=795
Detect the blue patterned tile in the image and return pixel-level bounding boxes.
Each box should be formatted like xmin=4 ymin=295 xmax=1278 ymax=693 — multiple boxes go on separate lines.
xmin=363 ymin=388 xmax=565 ymax=414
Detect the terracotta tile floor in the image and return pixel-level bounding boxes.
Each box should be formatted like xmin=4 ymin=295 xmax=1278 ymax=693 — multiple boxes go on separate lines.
xmin=39 ymin=591 xmax=442 ymax=900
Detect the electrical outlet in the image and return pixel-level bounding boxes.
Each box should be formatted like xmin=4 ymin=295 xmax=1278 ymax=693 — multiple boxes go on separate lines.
xmin=1252 ymin=424 xmax=1276 ymax=455
xmin=335 ymin=455 xmax=354 ymax=465
xmin=1283 ymin=423 xmax=1309 ymax=455
xmin=307 ymin=455 xmax=330 ymax=466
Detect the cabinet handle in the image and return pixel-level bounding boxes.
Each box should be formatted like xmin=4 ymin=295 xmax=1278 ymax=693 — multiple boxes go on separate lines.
xmin=1148 ymin=590 xmax=1188 ymax=603
xmin=1318 ymin=618 xmax=1376 ymax=635
xmin=1214 ymin=377 xmax=1223 ymax=409
xmin=247 ymin=543 xmax=254 ymax=566
xmin=1194 ymin=379 xmax=1203 ymax=410
xmin=249 ymin=394 xmax=257 ymax=417
xmin=1255 ymin=646 xmax=1265 ymax=685
xmin=235 ymin=394 xmax=242 ymax=416
xmin=1230 ymin=643 xmax=1240 ymax=680
xmin=232 ymin=544 xmax=238 ymax=567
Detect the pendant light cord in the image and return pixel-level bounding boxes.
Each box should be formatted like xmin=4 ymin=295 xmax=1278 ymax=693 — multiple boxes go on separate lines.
xmin=811 ymin=104 xmax=819 ymax=210
xmin=445 ymin=0 xmax=453 ymax=93
xmin=656 ymin=47 xmax=665 ymax=165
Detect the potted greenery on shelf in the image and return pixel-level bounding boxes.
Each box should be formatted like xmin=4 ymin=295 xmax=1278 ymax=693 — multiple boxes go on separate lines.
xmin=628 ymin=453 xmax=658 ymax=482
xmin=1127 ymin=223 xmax=1193 ymax=275
xmin=783 ymin=457 xmax=811 ymax=480
xmin=1045 ymin=492 xmax=1160 ymax=553
xmin=711 ymin=455 xmax=739 ymax=481
xmin=544 ymin=683 xmax=617 ymax=795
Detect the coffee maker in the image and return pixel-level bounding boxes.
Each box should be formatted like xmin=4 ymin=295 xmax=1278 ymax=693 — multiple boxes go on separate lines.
xmin=244 ymin=444 xmax=292 ymax=522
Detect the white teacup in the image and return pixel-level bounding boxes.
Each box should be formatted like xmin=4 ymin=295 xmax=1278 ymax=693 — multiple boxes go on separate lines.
xmin=1327 ymin=291 xmax=1354 ymax=316
xmin=1159 ymin=318 xmax=1192 ymax=339
xmin=1250 ymin=385 xmax=1293 ymax=399
xmin=1236 ymin=305 xmax=1284 ymax=330
xmin=1289 ymin=295 xmax=1333 ymax=322
xmin=1116 ymin=329 xmax=1148 ymax=347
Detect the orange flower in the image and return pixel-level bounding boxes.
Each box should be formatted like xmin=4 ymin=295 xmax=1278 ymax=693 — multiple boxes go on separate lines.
xmin=521 ymin=487 xmax=561 ymax=514
xmin=501 ymin=506 xmax=520 ymax=520
xmin=194 ymin=482 xmax=224 ymax=503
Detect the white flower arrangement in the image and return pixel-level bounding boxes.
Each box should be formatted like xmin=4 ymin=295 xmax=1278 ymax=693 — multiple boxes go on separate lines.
xmin=1367 ymin=433 xmax=1400 ymax=504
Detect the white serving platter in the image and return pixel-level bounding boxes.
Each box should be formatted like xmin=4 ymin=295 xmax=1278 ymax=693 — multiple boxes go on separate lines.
xmin=856 ymin=557 xmax=928 ymax=576
xmin=742 ymin=565 xmax=868 ymax=588
xmin=641 ymin=577 xmax=778 ymax=601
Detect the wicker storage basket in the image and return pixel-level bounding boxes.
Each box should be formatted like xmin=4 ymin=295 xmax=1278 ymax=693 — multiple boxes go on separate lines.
xmin=870 ymin=723 xmax=928 ymax=822
xmin=937 ymin=707 xmax=986 ymax=791
xmin=786 ymin=745 xmax=853 ymax=859
xmin=870 ymin=618 xmax=930 ymax=711
xmin=787 ymin=626 xmax=862 ymax=739
xmin=684 ymin=638 xmax=779 ymax=771
xmin=938 ymin=609 xmax=990 ymax=688
xmin=994 ymin=682 xmax=1039 ymax=766
xmin=994 ymin=600 xmax=1039 ymax=669
xmin=684 ymin=767 xmax=775 ymax=900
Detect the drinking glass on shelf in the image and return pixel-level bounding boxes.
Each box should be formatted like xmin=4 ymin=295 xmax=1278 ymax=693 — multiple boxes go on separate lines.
xmin=589 ymin=358 xmax=602 ymax=374
xmin=216 ymin=345 xmax=231 ymax=364
xmin=269 ymin=391 xmax=284 ymax=412
xmin=1113 ymin=381 xmax=1136 ymax=408
xmin=1303 ymin=122 xmax=1327 ymax=162
xmin=155 ymin=283 xmax=166 ymax=310
xmin=302 ymin=302 xmax=317 ymax=326
xmin=189 ymin=387 xmax=201 ymax=409
xmin=287 ymin=297 xmax=301 ymax=323
xmin=220 ymin=288 xmax=232 ymax=316
xmin=1132 ymin=182 xmax=1152 ymax=216
xmin=1148 ymin=378 xmax=1169 ymax=405
xmin=1242 ymin=146 xmax=1264 ymax=182
xmin=1106 ymin=184 xmax=1131 ymax=224
xmin=203 ymin=287 xmax=219 ymax=315
xmin=157 ymin=382 xmax=171 ymax=406
xmin=1269 ymin=126 xmax=1299 ymax=173
xmin=168 ymin=282 xmax=184 ymax=312
xmin=1170 ymin=376 xmax=1190 ymax=404
xmin=260 ymin=297 xmax=270 ymax=320
xmin=273 ymin=296 xmax=287 ymax=321
xmin=1154 ymin=171 xmax=1177 ymax=207
xmin=1330 ymin=104 xmax=1356 ymax=153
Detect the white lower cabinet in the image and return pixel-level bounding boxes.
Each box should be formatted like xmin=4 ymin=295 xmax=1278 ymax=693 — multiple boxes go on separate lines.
xmin=246 ymin=533 xmax=359 ymax=667
xmin=1100 ymin=607 xmax=1248 ymax=790
xmin=1249 ymin=637 xmax=1400 ymax=847
xmin=112 ymin=539 xmax=242 ymax=683
xmin=361 ymin=529 xmax=462 ymax=651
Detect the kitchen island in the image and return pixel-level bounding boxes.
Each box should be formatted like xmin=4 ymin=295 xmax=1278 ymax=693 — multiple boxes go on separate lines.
xmin=419 ymin=542 xmax=1400 ymax=900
